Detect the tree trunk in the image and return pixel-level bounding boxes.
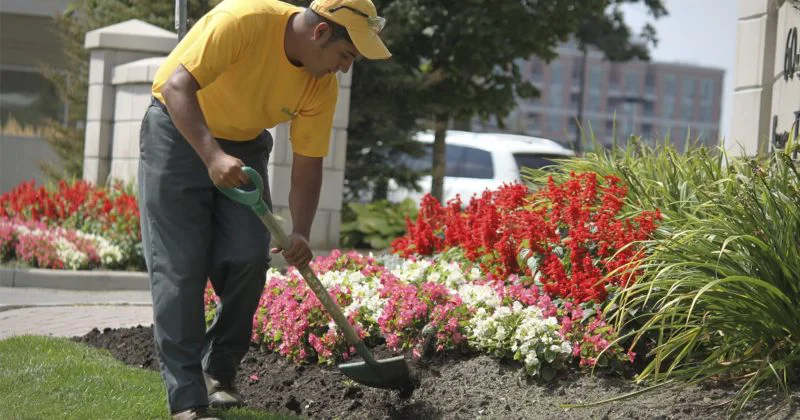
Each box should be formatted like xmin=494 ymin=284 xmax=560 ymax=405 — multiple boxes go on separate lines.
xmin=574 ymin=45 xmax=588 ymax=155
xmin=431 ymin=114 xmax=448 ymax=203
xmin=373 ymin=179 xmax=388 ymax=201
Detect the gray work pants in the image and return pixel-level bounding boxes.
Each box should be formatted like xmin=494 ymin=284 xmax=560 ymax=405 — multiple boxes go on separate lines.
xmin=138 ymin=98 xmax=272 ymax=414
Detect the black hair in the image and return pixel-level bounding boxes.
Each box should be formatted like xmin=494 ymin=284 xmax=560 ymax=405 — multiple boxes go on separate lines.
xmin=305 ymin=9 xmax=353 ymax=45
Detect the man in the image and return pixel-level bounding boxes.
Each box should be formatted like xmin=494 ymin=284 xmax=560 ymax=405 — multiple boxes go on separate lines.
xmin=138 ymin=0 xmax=390 ymax=418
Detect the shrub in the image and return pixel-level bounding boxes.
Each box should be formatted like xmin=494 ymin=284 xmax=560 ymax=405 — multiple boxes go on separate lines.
xmin=339 ymin=198 xmax=418 ymax=250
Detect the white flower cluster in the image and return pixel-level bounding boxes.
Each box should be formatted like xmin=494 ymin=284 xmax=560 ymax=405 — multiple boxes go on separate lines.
xmin=387 ymin=257 xmax=432 ymax=283
xmin=456 ymin=283 xmax=501 ymax=309
xmin=381 ymin=255 xmax=483 ymax=289
xmin=317 ymin=269 xmax=386 ymax=322
xmin=53 ymin=236 xmax=88 ymax=270
xmin=67 ymin=230 xmax=125 ymax=267
xmin=467 ymin=301 xmax=571 ymax=377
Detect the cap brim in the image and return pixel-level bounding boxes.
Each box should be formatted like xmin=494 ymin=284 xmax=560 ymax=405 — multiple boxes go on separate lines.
xmin=347 ymin=28 xmax=391 ymax=60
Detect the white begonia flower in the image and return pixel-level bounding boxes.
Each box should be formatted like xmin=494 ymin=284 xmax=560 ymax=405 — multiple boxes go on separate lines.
xmin=54 ymin=236 xmax=88 ymax=270
xmin=457 ymin=283 xmax=501 ymax=308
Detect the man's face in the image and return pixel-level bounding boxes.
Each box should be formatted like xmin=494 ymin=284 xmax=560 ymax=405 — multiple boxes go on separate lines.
xmin=306 ymin=25 xmax=361 ymax=78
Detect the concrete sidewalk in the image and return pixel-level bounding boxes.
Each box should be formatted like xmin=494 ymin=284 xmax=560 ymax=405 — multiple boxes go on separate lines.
xmin=0 ymin=287 xmax=153 ymax=340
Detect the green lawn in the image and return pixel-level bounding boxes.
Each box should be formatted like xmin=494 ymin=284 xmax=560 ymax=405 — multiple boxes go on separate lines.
xmin=0 ymin=335 xmax=301 ymax=420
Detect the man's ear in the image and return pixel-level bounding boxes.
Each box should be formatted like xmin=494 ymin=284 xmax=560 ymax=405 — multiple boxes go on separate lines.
xmin=312 ymin=22 xmax=332 ymax=43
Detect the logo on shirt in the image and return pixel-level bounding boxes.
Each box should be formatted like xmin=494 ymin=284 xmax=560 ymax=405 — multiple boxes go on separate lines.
xmin=281 ymin=107 xmax=298 ymax=118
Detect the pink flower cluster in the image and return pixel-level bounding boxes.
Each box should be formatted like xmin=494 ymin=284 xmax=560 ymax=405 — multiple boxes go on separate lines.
xmin=0 ymin=217 xmax=101 ymax=269
xmin=558 ymin=301 xmax=633 ymax=368
xmin=377 ymin=274 xmax=470 ymax=358
xmin=246 ymin=271 xmax=366 ymax=364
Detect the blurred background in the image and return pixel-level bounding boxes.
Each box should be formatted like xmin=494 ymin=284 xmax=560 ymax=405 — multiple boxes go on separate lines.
xmin=0 ymin=0 xmax=796 ymax=251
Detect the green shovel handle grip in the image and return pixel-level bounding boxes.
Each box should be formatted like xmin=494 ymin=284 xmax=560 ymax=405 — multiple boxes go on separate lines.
xmin=216 ymin=166 xmax=292 ymax=251
xmin=218 ymin=166 xmax=264 ymax=207
xmin=218 ymin=166 xmax=273 ymax=230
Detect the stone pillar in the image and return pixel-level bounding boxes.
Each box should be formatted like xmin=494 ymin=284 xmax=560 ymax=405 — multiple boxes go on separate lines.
xmin=728 ymin=0 xmax=781 ymax=156
xmin=109 ymin=57 xmax=167 ymax=182
xmin=267 ymin=70 xmax=352 ymax=250
xmin=769 ymin=2 xmax=800 ymax=146
xmin=83 ymin=19 xmax=177 ymax=185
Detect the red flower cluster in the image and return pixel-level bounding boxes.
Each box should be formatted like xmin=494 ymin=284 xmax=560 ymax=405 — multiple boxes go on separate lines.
xmin=0 ymin=179 xmax=139 ymax=234
xmin=0 ymin=179 xmax=140 ymax=247
xmin=391 ymin=172 xmax=661 ymax=304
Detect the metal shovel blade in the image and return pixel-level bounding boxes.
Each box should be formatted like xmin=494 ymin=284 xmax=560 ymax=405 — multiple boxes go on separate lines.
xmin=338 ymin=355 xmax=410 ymax=390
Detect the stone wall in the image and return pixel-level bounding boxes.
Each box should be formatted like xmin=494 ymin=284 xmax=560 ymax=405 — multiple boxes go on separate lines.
xmin=729 ymin=0 xmax=800 ymax=156
xmin=0 ymin=135 xmax=60 ymax=193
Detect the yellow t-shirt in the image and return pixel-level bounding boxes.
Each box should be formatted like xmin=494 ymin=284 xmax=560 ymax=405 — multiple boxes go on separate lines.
xmin=151 ymin=0 xmax=339 ymax=157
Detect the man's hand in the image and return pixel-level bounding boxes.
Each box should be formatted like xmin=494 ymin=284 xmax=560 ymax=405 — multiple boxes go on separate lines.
xmin=272 ymin=233 xmax=313 ymax=267
xmin=207 ymin=151 xmax=249 ymax=188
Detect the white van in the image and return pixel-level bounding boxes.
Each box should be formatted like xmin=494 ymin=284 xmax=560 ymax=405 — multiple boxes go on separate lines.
xmin=386 ymin=130 xmax=575 ymax=205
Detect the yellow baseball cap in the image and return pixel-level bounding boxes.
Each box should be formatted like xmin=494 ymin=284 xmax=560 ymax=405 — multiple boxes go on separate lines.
xmin=309 ymin=0 xmax=391 ymax=60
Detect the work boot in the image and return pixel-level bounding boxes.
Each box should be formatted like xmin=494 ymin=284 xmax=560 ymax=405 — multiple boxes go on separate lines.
xmin=172 ymin=407 xmax=220 ymax=420
xmin=204 ymin=372 xmax=245 ymax=409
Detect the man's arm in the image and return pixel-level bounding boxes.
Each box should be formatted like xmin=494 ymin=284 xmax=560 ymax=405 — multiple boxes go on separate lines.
xmin=161 ymin=65 xmax=248 ymax=188
xmin=278 ymin=153 xmax=323 ymax=267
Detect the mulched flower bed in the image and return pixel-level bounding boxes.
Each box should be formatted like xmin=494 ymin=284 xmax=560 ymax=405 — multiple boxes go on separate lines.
xmin=74 ymin=325 xmax=797 ymax=420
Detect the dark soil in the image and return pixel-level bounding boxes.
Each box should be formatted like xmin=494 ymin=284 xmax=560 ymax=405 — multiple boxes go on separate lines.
xmin=74 ymin=325 xmax=800 ymax=420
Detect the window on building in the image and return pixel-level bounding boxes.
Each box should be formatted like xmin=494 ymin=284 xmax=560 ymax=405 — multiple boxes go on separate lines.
xmin=588 ymin=117 xmax=604 ymax=135
xmin=699 ymin=104 xmax=713 ymax=122
xmin=589 ymin=67 xmax=604 ymax=91
xmin=641 ymin=123 xmax=654 ymax=138
xmin=643 ymin=101 xmax=654 ymax=116
xmin=0 ymin=66 xmax=66 ymax=133
xmin=548 ymin=84 xmax=563 ymax=107
xmin=605 ymin=119 xmax=615 ymax=134
xmin=525 ymin=112 xmax=540 ymax=133
xmin=663 ymin=96 xmax=675 ymax=119
xmin=570 ymin=92 xmax=581 ymax=108
xmin=682 ymin=78 xmax=695 ymax=98
xmin=609 ymin=64 xmax=620 ymax=90
xmin=682 ymin=97 xmax=694 ymax=120
xmin=589 ymin=93 xmax=602 ymax=111
xmin=530 ymin=60 xmax=543 ymax=82
xmin=664 ymin=74 xmax=677 ymax=96
xmin=700 ymin=79 xmax=714 ymax=101
xmin=572 ymin=57 xmax=583 ymax=84
xmin=645 ymin=68 xmax=656 ymax=94
xmin=548 ymin=115 xmax=562 ymax=133
xmin=550 ymin=61 xmax=563 ymax=84
xmin=625 ymin=71 xmax=639 ymax=94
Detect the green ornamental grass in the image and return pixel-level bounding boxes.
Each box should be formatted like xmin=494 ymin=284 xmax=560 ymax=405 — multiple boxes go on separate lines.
xmin=526 ymin=133 xmax=800 ymax=416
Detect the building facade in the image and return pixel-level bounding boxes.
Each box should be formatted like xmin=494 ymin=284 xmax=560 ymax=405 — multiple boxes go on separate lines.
xmin=474 ymin=40 xmax=725 ymax=150
xmin=0 ymin=0 xmax=72 ymax=193
xmin=0 ymin=0 xmax=73 ymax=131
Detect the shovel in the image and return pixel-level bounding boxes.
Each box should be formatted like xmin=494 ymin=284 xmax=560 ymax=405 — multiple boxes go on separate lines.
xmin=218 ymin=166 xmax=410 ymax=390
